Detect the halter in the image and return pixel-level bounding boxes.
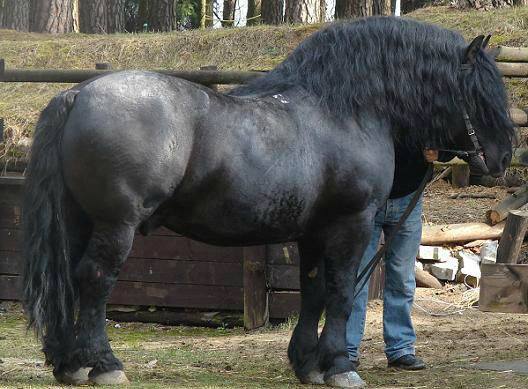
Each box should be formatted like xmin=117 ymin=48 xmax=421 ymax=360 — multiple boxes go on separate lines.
xmin=437 ymin=65 xmax=489 ymax=176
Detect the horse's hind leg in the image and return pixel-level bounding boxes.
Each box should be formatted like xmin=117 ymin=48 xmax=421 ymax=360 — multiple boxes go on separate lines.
xmin=66 ymin=222 xmax=135 ymax=385
xmin=288 ymin=237 xmax=326 ymax=384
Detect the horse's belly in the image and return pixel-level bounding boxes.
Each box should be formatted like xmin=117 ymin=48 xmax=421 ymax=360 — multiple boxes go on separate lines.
xmin=152 ymin=188 xmax=311 ymax=246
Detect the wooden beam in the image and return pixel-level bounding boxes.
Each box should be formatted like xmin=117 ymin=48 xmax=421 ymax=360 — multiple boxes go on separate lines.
xmin=496 ymin=210 xmax=528 ymax=264
xmin=495 ymin=46 xmax=528 ymax=63
xmin=479 ymin=263 xmax=528 ymax=313
xmin=487 ymin=185 xmax=528 ymax=225
xmin=496 ymin=62 xmax=528 ymax=77
xmin=421 ymin=222 xmax=504 ymax=245
xmin=243 ymin=246 xmax=268 ymax=330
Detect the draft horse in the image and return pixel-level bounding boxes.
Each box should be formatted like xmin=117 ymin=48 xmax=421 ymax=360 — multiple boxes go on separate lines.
xmin=23 ymin=17 xmax=514 ymax=387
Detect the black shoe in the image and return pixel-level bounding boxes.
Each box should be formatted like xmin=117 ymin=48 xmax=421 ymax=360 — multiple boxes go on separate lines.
xmin=388 ymin=354 xmax=426 ymax=371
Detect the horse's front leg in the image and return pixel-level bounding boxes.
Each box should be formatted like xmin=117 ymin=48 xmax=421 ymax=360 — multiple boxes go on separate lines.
xmin=56 ymin=223 xmax=135 ymax=386
xmin=317 ymin=208 xmax=376 ymax=388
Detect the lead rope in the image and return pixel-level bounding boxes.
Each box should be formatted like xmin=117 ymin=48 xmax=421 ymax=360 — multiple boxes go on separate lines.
xmin=353 ymin=163 xmax=434 ymax=299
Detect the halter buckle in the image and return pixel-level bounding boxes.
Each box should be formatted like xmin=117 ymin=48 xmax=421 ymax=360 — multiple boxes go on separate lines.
xmin=467 ymin=128 xmax=475 ymax=136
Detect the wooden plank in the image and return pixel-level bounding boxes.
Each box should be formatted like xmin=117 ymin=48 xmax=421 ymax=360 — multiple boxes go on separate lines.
xmin=0 ymin=251 xmax=22 ymax=275
xmin=0 ymin=251 xmax=242 ymax=286
xmin=120 ymin=257 xmax=242 ymax=286
xmin=106 ymin=309 xmax=244 ymax=328
xmin=0 ymin=185 xmax=23 ymax=205
xmin=0 ymin=275 xmax=21 ymax=300
xmin=269 ymin=291 xmax=300 ymax=319
xmin=110 ymin=281 xmax=243 ymax=310
xmin=0 ymin=203 xmax=22 ymax=229
xmin=479 ymin=263 xmax=528 ymax=313
xmin=0 ymin=228 xmax=20 ymax=251
xmin=0 ymin=275 xmax=244 ymax=310
xmin=266 ymin=242 xmax=299 ymax=265
xmin=130 ymin=235 xmax=243 ymax=263
xmin=496 ymin=210 xmax=528 ymax=264
xmin=243 ymin=246 xmax=268 ymax=329
xmin=268 ymin=264 xmax=299 ymax=290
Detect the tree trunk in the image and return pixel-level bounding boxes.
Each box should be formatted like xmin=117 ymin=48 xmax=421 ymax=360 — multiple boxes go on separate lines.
xmin=205 ymin=0 xmax=213 ymax=27
xmin=3 ymin=0 xmax=30 ymax=31
xmin=0 ymin=0 xmax=5 ymax=28
xmin=246 ymin=0 xmax=261 ymax=25
xmin=107 ymin=0 xmax=126 ymax=32
xmin=79 ymin=0 xmax=108 ymax=33
xmin=222 ymin=0 xmax=236 ymax=27
xmin=30 ymin=0 xmax=74 ymax=33
xmin=372 ymin=0 xmax=390 ymax=14
xmin=148 ymin=0 xmax=176 ymax=31
xmin=285 ymin=0 xmax=321 ymax=23
xmin=262 ymin=0 xmax=283 ymax=24
xmin=335 ymin=0 xmax=372 ymax=18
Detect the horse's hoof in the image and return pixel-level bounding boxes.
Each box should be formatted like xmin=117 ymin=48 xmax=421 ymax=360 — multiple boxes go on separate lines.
xmin=325 ymin=371 xmax=366 ymax=388
xmin=300 ymin=370 xmax=325 ymax=385
xmin=90 ymin=370 xmax=129 ymax=385
xmin=55 ymin=367 xmax=91 ymax=385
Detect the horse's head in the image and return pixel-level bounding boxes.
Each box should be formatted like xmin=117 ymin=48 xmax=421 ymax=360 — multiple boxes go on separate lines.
xmin=454 ymin=35 xmax=515 ymax=177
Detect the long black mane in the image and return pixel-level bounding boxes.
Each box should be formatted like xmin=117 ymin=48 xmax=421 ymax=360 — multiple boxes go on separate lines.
xmin=230 ymin=17 xmax=514 ymax=149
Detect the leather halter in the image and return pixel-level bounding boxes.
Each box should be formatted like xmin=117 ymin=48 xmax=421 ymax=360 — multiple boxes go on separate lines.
xmin=438 ymin=66 xmax=489 ymax=175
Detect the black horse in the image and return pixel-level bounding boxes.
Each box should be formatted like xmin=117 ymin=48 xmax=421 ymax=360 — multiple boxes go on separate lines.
xmin=23 ymin=17 xmax=513 ymax=388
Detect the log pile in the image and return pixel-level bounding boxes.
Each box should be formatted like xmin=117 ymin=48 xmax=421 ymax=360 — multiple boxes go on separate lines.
xmin=416 ymin=178 xmax=528 ymax=293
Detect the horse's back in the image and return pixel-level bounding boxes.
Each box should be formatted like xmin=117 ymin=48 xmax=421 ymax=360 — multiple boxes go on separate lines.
xmin=61 ymin=71 xmax=202 ymax=223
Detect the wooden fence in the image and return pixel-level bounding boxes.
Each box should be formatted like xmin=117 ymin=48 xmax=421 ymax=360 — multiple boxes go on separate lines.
xmin=1 ymin=45 xmax=526 ymax=329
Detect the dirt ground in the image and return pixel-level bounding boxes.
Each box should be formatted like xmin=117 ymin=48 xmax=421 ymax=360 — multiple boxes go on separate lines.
xmin=2 ymin=178 xmax=528 ymax=388
xmin=2 ymin=291 xmax=528 ymax=389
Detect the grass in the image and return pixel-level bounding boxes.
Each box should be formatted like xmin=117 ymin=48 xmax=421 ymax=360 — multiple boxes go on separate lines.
xmin=1 ymin=6 xmax=528 ymax=163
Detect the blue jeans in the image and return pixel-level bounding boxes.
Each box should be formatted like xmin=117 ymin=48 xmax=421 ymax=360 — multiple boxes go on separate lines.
xmin=346 ymin=191 xmax=422 ymax=363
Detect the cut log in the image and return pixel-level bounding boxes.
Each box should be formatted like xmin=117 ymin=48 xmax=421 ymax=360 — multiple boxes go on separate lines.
xmin=487 ymin=185 xmax=528 ymax=225
xmin=415 ymin=268 xmax=442 ymax=289
xmin=496 ymin=62 xmax=528 ymax=77
xmin=451 ymin=164 xmax=470 ymax=188
xmin=510 ymin=107 xmax=528 ymax=127
xmin=421 ymin=222 xmax=504 ymax=245
xmin=495 ymin=46 xmax=528 ymax=62
xmin=496 ymin=210 xmax=528 ymax=264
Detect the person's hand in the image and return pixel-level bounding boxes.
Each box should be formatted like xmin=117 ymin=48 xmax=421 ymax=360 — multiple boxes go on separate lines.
xmin=423 ymin=149 xmax=439 ymax=163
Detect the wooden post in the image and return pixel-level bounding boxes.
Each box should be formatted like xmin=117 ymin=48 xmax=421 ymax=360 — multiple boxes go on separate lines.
xmin=243 ymin=246 xmax=268 ymax=330
xmin=451 ymin=164 xmax=470 ymax=188
xmin=95 ymin=63 xmax=112 ymax=70
xmin=496 ymin=210 xmax=528 ymax=264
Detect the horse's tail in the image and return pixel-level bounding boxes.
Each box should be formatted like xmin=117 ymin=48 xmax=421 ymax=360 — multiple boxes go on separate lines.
xmin=23 ymin=89 xmax=80 ymax=365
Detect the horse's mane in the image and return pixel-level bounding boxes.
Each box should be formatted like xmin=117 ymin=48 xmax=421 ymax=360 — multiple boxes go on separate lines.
xmin=229 ymin=17 xmax=514 ymax=149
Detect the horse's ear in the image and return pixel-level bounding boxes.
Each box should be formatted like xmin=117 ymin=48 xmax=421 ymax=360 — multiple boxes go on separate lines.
xmin=464 ymin=35 xmax=485 ymax=65
xmin=482 ymin=34 xmax=492 ymax=49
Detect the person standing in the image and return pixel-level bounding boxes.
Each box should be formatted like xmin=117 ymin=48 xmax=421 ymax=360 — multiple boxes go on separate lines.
xmin=346 ymin=145 xmax=440 ymax=370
